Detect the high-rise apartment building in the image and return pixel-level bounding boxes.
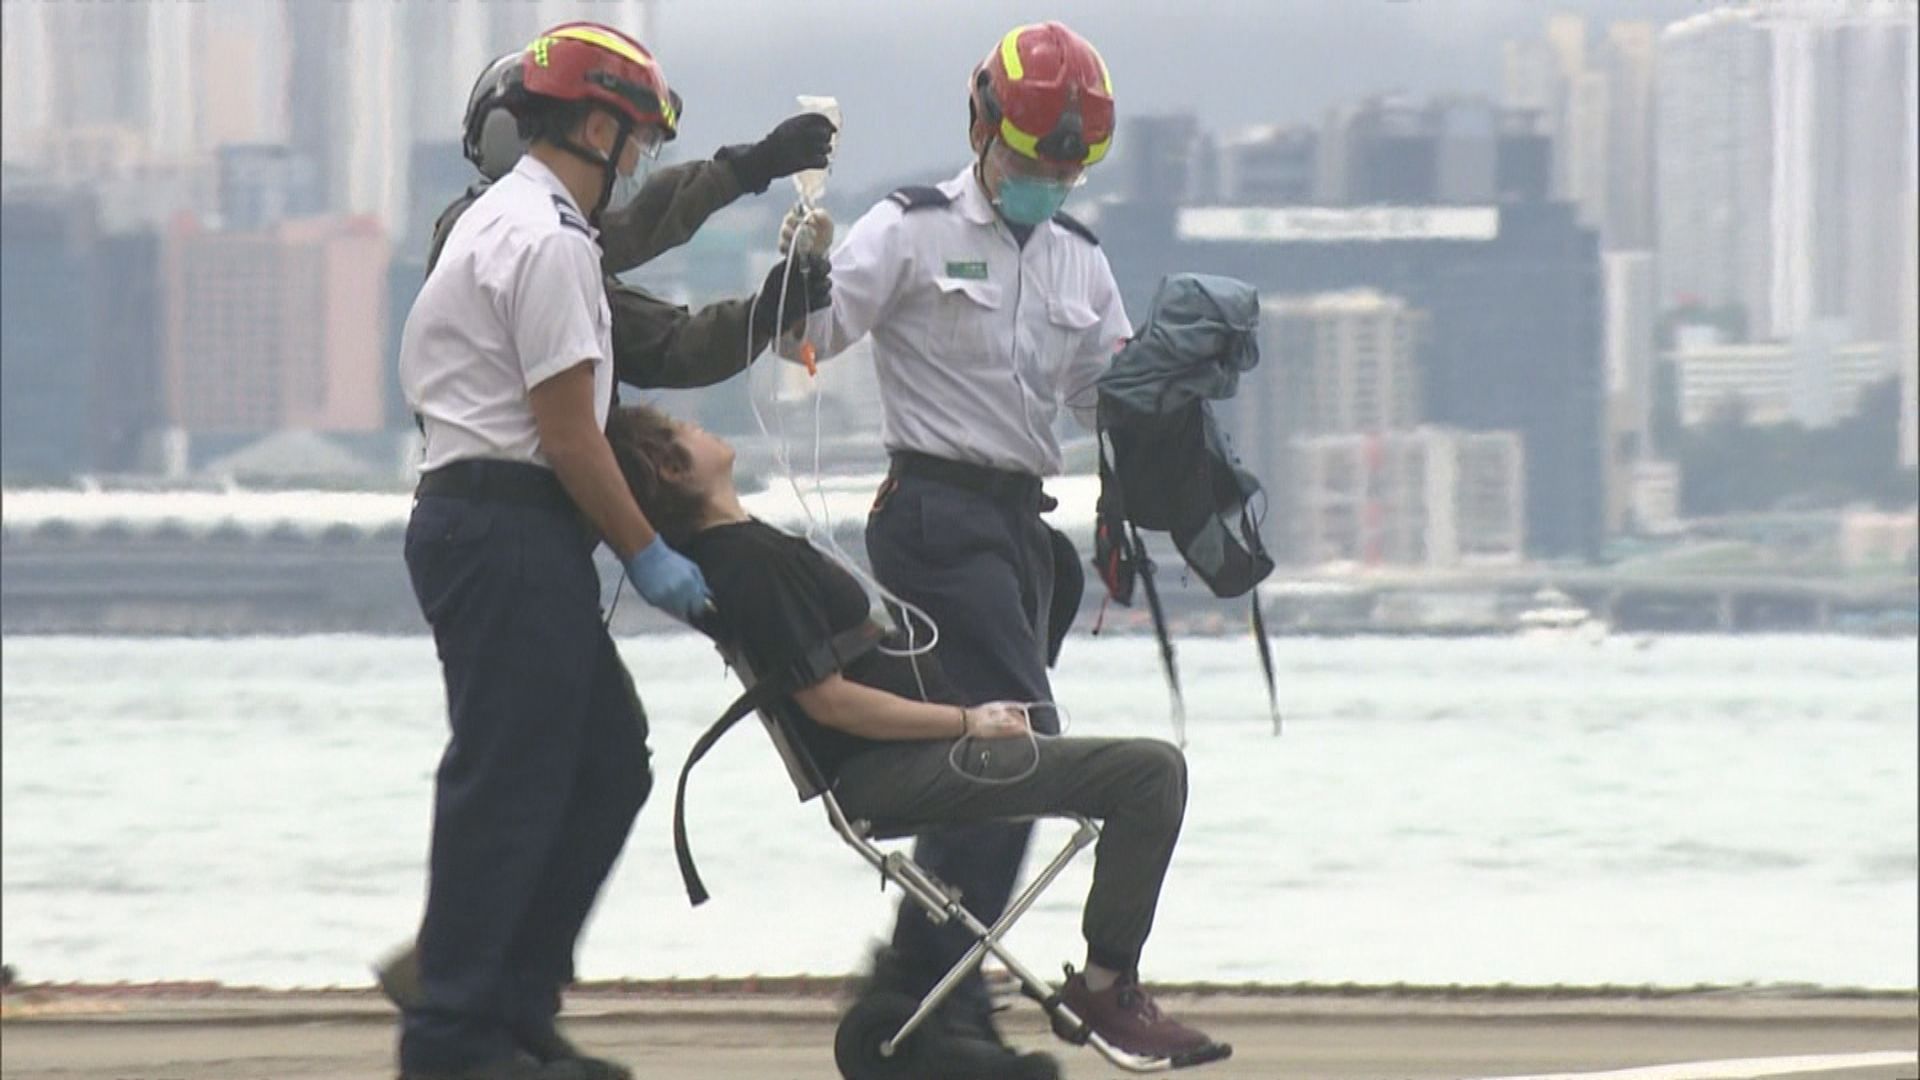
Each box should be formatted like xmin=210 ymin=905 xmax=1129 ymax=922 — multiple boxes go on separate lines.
xmin=1107 ymin=198 xmax=1601 ymax=558
xmin=1117 ymin=114 xmax=1217 ymax=205
xmin=163 ymin=215 xmax=389 ymax=435
xmin=1504 ymin=14 xmax=1658 ymax=251
xmin=1 ymin=3 xmax=52 ymax=163
xmin=1603 ymin=251 xmax=1657 ymax=531
xmin=1667 ymin=335 xmax=1893 ymax=427
xmin=1231 ymin=290 xmax=1529 ymax=567
xmin=1219 ymin=126 xmax=1318 ymax=205
xmin=1657 ymin=10 xmax=1774 ymax=328
xmin=1269 ymin=290 xmax=1427 ymax=437
xmin=1315 ymin=97 xmax=1553 ymax=207
xmin=218 ymin=144 xmax=323 ymax=232
xmin=0 ymin=189 xmax=167 ymax=480
xmin=1291 ymin=428 xmax=1525 ymax=567
xmin=1232 ymin=289 xmax=1425 ymax=545
xmin=1 ymin=191 xmax=101 ymax=480
xmin=1660 ymin=8 xmax=1916 ymax=342
xmin=1603 ymin=23 xmax=1658 ymax=249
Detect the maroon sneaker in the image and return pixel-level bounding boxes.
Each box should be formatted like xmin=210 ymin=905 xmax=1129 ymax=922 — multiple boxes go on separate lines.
xmin=1058 ymin=969 xmax=1232 ymax=1067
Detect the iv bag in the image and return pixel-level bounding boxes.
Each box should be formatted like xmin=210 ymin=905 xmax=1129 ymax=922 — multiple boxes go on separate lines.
xmin=791 ymin=95 xmax=840 ymax=208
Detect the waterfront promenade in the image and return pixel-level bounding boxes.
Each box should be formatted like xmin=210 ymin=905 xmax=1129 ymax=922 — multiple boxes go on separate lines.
xmin=3 ymin=983 xmax=1915 ymax=1080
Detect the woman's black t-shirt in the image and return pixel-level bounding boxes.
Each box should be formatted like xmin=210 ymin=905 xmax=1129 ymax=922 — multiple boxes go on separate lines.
xmin=680 ymin=519 xmax=961 ymax=779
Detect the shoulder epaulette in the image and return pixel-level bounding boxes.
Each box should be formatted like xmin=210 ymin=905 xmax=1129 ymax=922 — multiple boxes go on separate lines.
xmin=552 ymin=193 xmax=592 ymax=237
xmin=887 ymin=185 xmax=953 ymax=212
xmin=1052 ymin=210 xmax=1099 ymax=246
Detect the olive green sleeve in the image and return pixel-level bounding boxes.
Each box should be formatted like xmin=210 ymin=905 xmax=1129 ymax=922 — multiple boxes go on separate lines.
xmin=428 ymin=167 xmax=766 ymax=389
xmin=597 ymin=159 xmax=746 ymax=275
xmin=425 ymin=186 xmax=486 ymax=274
xmin=607 ymin=280 xmax=774 ymax=390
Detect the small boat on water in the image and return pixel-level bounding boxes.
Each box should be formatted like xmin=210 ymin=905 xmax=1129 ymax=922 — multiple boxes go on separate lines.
xmin=1515 ymin=586 xmax=1607 ymax=640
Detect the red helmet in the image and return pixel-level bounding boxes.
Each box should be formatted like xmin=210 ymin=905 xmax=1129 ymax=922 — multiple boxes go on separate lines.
xmin=969 ymin=22 xmax=1114 ymax=166
xmin=520 ymin=22 xmax=680 ymax=142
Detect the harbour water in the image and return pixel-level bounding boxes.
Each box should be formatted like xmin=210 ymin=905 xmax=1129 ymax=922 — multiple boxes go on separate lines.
xmin=1 ymin=633 xmax=1914 ymax=990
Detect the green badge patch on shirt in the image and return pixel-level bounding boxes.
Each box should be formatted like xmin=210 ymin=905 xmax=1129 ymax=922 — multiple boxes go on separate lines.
xmin=944 ymin=260 xmax=990 ymax=280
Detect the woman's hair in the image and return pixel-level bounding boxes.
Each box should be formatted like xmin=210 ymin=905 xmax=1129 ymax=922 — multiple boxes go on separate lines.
xmin=604 ymin=403 xmax=705 ymax=546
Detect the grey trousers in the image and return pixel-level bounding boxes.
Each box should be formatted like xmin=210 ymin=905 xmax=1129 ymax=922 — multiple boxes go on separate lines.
xmin=832 ymin=736 xmax=1188 ymax=974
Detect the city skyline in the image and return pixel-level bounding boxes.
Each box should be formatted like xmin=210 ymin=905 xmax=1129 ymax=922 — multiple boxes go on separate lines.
xmin=22 ymin=1 xmax=1893 ymax=237
xmin=0 ymin=2 xmax=1914 ymax=564
xmin=2 ymin=0 xmax=656 ymax=236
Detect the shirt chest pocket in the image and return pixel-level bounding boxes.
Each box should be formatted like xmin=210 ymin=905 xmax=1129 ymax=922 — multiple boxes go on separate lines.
xmin=932 ymin=277 xmax=1004 ymax=367
xmin=1041 ymin=297 xmax=1101 ymax=387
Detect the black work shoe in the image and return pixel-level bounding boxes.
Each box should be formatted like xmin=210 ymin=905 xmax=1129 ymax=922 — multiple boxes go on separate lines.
xmin=377 ymin=945 xmax=630 ymax=1079
xmin=849 ymin=946 xmax=1002 ymax=1041
xmin=397 ymin=1055 xmax=595 ymax=1080
xmin=846 ymin=946 xmax=1059 ymax=1080
xmin=512 ymin=1025 xmax=630 ymax=1080
xmin=938 ymin=987 xmax=1013 ymax=1048
xmin=375 ymin=942 xmax=425 ymax=1010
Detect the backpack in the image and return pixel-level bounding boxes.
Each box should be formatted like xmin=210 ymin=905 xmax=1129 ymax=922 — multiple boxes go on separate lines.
xmin=1093 ymin=273 xmax=1280 ymax=741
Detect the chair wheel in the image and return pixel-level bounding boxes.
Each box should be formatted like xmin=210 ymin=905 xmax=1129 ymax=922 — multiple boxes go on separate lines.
xmin=834 ymin=991 xmax=925 ymax=1080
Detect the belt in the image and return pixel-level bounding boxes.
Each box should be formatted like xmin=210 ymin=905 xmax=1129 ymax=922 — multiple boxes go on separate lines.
xmin=416 ymin=459 xmax=576 ymax=515
xmin=889 ymin=451 xmax=1055 ymax=512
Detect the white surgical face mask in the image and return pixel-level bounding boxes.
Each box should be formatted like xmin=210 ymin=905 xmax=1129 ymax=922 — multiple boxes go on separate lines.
xmin=600 ymin=124 xmax=661 ymax=216
xmin=606 ymin=160 xmax=650 ymax=214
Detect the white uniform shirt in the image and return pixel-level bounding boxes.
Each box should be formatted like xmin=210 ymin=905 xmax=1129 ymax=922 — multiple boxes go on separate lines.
xmin=795 ymin=165 xmax=1131 ymax=477
xmin=400 ymin=155 xmax=614 ymax=473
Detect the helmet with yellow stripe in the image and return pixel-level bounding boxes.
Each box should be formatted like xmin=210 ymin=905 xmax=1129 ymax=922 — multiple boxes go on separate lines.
xmin=520 ymin=21 xmax=680 ymax=144
xmin=968 ymin=21 xmax=1114 ymax=167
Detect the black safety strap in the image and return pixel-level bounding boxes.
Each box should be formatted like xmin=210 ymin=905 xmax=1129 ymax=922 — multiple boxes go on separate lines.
xmin=1097 ymin=424 xmax=1186 ymax=742
xmin=1092 ymin=428 xmax=1134 ymax=603
xmin=1251 ymin=594 xmax=1281 ymax=736
xmin=1130 ymin=521 xmax=1185 ymax=745
xmin=1240 ymin=500 xmax=1282 ymax=736
xmin=673 ymin=619 xmax=886 ymax=906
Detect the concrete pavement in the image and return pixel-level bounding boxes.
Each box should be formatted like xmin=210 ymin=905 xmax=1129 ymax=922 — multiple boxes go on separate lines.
xmin=2 ymin=985 xmax=1914 ymax=1080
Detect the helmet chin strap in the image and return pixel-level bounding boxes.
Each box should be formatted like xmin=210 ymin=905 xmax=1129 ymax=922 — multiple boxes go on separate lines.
xmin=556 ymin=113 xmax=634 ymax=222
xmin=973 ymin=134 xmax=999 ymax=204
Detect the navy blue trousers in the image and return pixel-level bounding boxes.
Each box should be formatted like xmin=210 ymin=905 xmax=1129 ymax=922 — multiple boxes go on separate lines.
xmin=866 ymin=472 xmax=1058 ymax=1011
xmin=399 ymin=496 xmax=652 ymax=1070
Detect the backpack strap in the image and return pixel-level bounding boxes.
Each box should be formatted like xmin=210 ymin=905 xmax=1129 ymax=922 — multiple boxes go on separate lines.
xmin=1051 ymin=210 xmax=1099 ymax=246
xmin=1096 ymin=424 xmax=1186 ymax=745
xmin=673 ymin=619 xmax=887 ymax=906
xmin=1130 ymin=521 xmax=1187 ymax=747
xmin=1093 ymin=428 xmax=1136 ymax=604
xmin=1250 ymin=593 xmax=1281 ymax=736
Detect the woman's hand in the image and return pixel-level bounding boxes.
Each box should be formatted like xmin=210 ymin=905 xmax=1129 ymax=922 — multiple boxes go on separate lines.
xmin=962 ymin=702 xmax=1031 ymax=740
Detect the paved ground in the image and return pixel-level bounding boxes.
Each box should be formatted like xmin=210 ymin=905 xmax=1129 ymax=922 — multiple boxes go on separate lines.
xmin=1 ymin=986 xmax=1914 ymax=1080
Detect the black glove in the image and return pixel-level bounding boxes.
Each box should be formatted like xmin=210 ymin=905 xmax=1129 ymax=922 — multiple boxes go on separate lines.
xmin=751 ymin=253 xmax=832 ymax=339
xmin=718 ymin=113 xmax=836 ymax=194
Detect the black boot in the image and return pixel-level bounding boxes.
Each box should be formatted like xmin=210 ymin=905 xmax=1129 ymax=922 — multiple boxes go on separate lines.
xmin=376 ymin=945 xmax=631 ymax=1080
xmin=398 ymin=1056 xmax=595 ymax=1080
xmin=846 ymin=946 xmax=1059 ymax=1080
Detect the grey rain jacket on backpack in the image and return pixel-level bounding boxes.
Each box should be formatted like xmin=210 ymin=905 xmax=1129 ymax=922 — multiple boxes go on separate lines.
xmin=1093 ymin=273 xmax=1280 ymax=739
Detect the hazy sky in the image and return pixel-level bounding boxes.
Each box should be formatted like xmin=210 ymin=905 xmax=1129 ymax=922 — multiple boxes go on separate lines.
xmin=639 ymin=0 xmax=1708 ymax=197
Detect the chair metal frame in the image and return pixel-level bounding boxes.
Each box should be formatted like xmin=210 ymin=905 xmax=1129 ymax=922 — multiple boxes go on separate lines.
xmin=724 ymin=646 xmax=1172 ymax=1074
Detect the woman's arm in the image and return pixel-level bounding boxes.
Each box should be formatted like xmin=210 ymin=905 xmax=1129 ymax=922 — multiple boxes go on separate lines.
xmin=792 ymin=675 xmax=1028 ymax=741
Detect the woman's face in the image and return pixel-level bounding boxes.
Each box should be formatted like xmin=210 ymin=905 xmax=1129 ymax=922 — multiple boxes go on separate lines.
xmin=671 ymin=418 xmax=735 ymax=495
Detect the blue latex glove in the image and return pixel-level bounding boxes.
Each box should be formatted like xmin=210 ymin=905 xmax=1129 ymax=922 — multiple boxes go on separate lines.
xmin=623 ymin=536 xmax=713 ymax=624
